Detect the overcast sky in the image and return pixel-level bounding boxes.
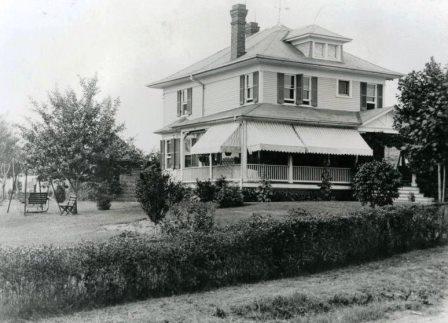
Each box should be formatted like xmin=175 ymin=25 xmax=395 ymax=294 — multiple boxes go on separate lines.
xmin=1 ymin=0 xmax=447 ymax=153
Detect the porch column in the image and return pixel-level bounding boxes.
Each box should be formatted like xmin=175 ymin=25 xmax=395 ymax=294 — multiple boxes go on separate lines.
xmin=288 ymin=154 xmax=293 ymax=183
xmin=180 ymin=131 xmax=185 ymax=182
xmin=209 ymin=153 xmax=213 ymax=180
xmin=411 ymin=173 xmax=417 ymax=187
xmin=240 ymin=120 xmax=248 ymax=185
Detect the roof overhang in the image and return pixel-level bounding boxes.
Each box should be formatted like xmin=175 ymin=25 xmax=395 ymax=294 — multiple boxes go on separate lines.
xmin=284 ymin=34 xmax=352 ymax=44
xmin=358 ymin=107 xmax=398 ymax=134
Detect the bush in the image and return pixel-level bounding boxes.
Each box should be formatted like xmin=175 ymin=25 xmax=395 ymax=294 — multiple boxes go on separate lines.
xmin=0 ymin=205 xmax=445 ymax=319
xmin=135 ymin=165 xmax=185 ymax=223
xmin=161 ymin=199 xmax=215 ymax=235
xmin=353 ymin=161 xmax=401 ymax=207
xmin=215 ymin=185 xmax=244 ymax=208
xmin=257 ymin=178 xmax=273 ymax=202
xmin=194 ymin=179 xmax=216 ymax=202
xmin=96 ymin=183 xmax=112 ymax=210
xmin=54 ymin=184 xmax=66 ymax=203
xmin=319 ymin=167 xmax=333 ymax=201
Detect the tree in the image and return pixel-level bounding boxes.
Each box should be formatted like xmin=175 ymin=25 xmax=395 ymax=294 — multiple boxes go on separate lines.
xmin=353 ymin=161 xmax=401 ymax=208
xmin=20 ymin=77 xmax=143 ymax=213
xmin=394 ymin=58 xmax=448 ymax=202
xmin=0 ymin=116 xmax=19 ymax=199
xmin=319 ymin=159 xmax=333 ymax=201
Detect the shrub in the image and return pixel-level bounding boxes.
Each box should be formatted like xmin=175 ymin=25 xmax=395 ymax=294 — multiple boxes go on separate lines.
xmin=161 ymin=199 xmax=215 ymax=235
xmin=215 ymin=185 xmax=244 ymax=208
xmin=135 ymin=165 xmax=185 ymax=223
xmin=54 ymin=184 xmax=66 ymax=203
xmin=319 ymin=167 xmax=333 ymax=201
xmin=353 ymin=161 xmax=401 ymax=207
xmin=257 ymin=178 xmax=273 ymax=202
xmin=96 ymin=183 xmax=112 ymax=211
xmin=0 ymin=205 xmax=445 ymax=319
xmin=194 ymin=179 xmax=216 ymax=202
xmin=242 ymin=187 xmax=258 ymax=202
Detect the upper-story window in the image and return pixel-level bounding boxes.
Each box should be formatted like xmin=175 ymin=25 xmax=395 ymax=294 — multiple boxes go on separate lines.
xmin=328 ymin=44 xmax=338 ymax=59
xmin=245 ymin=73 xmax=254 ymax=103
xmin=314 ymin=42 xmax=325 ymax=58
xmin=177 ymin=88 xmax=192 ymax=116
xmin=302 ymin=76 xmax=311 ymax=105
xmin=284 ymin=74 xmax=296 ymax=104
xmin=337 ymin=80 xmax=351 ymax=97
xmin=180 ymin=89 xmax=189 ymax=115
xmin=366 ymin=84 xmax=376 ymax=110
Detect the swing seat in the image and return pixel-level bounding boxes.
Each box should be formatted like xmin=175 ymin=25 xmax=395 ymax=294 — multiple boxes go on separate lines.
xmin=25 ymin=193 xmax=50 ymax=213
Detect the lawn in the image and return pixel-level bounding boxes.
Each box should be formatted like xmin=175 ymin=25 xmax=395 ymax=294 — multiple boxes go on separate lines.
xmin=38 ymin=244 xmax=448 ymax=322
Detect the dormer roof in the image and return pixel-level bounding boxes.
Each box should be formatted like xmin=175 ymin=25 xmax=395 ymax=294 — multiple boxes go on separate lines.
xmin=284 ymin=24 xmax=352 ymax=43
xmin=148 ymin=25 xmax=402 ymax=88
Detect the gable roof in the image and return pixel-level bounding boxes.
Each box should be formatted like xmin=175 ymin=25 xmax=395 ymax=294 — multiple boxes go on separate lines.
xmin=148 ymin=25 xmax=402 ymax=88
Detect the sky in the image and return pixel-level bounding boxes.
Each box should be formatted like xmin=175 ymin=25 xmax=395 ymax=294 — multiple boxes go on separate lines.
xmin=1 ymin=0 xmax=447 ymax=153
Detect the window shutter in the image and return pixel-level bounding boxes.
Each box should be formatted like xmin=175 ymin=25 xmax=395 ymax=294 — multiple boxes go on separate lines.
xmin=253 ymin=71 xmax=259 ymax=103
xmin=160 ymin=140 xmax=165 ymax=170
xmin=174 ymin=138 xmax=181 ymax=169
xmin=187 ymin=88 xmax=193 ymax=115
xmin=176 ymin=90 xmax=181 ymax=116
xmin=277 ymin=73 xmax=284 ymax=104
xmin=377 ymin=84 xmax=383 ymax=109
xmin=360 ymin=82 xmax=367 ymax=110
xmin=240 ymin=75 xmax=245 ymax=105
xmin=296 ymin=74 xmax=303 ymax=105
xmin=311 ymin=77 xmax=318 ymax=107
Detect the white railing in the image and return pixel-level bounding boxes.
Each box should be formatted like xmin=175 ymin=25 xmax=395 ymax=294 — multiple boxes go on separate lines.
xmin=293 ymin=166 xmax=351 ymax=183
xmin=247 ymin=164 xmax=289 ymax=182
xmin=181 ymin=164 xmax=351 ymax=184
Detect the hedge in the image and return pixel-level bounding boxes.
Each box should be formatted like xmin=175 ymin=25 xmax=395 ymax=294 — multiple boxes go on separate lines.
xmin=0 ymin=205 xmax=446 ymax=319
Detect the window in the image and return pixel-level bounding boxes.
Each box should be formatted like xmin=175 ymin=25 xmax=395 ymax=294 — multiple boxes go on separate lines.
xmin=165 ymin=140 xmax=172 ymax=168
xmin=366 ymin=84 xmax=376 ymax=110
xmin=314 ymin=42 xmax=325 ymax=58
xmin=338 ymin=80 xmax=350 ymax=96
xmin=302 ymin=76 xmax=311 ymax=105
xmin=284 ymin=74 xmax=296 ymax=104
xmin=180 ymin=89 xmax=188 ymax=115
xmin=184 ymin=132 xmax=203 ymax=167
xmin=328 ymin=44 xmax=338 ymax=59
xmin=245 ymin=73 xmax=253 ymax=103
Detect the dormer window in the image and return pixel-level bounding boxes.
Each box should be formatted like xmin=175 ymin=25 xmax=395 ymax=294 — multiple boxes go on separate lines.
xmin=314 ymin=42 xmax=325 ymax=58
xmin=284 ymin=74 xmax=296 ymax=104
xmin=328 ymin=44 xmax=338 ymax=59
xmin=245 ymin=73 xmax=254 ymax=103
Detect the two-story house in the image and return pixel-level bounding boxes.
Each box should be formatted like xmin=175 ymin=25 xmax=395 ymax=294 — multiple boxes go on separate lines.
xmin=148 ymin=4 xmax=423 ymax=198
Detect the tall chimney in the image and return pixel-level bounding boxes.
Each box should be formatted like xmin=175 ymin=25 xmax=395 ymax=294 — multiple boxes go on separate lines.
xmin=230 ymin=4 xmax=248 ymax=60
xmin=245 ymin=22 xmax=260 ymax=37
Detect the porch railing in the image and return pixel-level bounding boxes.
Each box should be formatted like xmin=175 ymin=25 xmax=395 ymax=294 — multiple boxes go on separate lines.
xmin=181 ymin=164 xmax=351 ymax=184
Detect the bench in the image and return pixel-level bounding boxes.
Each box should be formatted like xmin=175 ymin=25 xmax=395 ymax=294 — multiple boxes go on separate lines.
xmin=59 ymin=195 xmax=77 ymax=215
xmin=25 ymin=192 xmax=50 ymax=213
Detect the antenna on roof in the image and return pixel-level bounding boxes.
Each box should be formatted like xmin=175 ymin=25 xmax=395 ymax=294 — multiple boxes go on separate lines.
xmin=313 ymin=5 xmax=326 ymax=25
xmin=276 ymin=0 xmax=289 ymax=25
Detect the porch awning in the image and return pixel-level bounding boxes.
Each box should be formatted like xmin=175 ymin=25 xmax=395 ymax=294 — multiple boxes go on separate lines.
xmin=190 ymin=122 xmax=240 ymax=155
xmin=293 ymin=125 xmax=373 ymax=156
xmin=247 ymin=121 xmax=306 ymax=154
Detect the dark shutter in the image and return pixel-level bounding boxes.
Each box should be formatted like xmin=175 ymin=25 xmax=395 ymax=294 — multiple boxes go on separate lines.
xmin=239 ymin=75 xmax=245 ymax=105
xmin=160 ymin=140 xmax=165 ymax=170
xmin=360 ymin=82 xmax=367 ymax=110
xmin=174 ymin=138 xmax=181 ymax=169
xmin=377 ymin=84 xmax=383 ymax=109
xmin=176 ymin=90 xmax=181 ymax=116
xmin=296 ymin=74 xmax=303 ymax=105
xmin=311 ymin=77 xmax=318 ymax=107
xmin=277 ymin=73 xmax=284 ymax=104
xmin=187 ymin=88 xmax=193 ymax=115
xmin=253 ymin=71 xmax=259 ymax=103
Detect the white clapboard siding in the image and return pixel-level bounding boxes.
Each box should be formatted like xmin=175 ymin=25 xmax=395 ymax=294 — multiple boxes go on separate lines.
xmin=204 ymin=76 xmax=240 ymax=115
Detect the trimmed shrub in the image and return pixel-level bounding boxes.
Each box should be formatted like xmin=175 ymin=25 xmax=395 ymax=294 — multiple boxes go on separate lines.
xmin=257 ymin=178 xmax=273 ymax=202
xmin=161 ymin=199 xmax=215 ymax=235
xmin=194 ymin=179 xmax=216 ymax=202
xmin=353 ymin=161 xmax=401 ymax=207
xmin=215 ymin=186 xmax=244 ymax=208
xmin=0 ymin=205 xmax=445 ymax=319
xmin=135 ymin=165 xmax=185 ymax=223
xmin=242 ymin=187 xmax=258 ymax=202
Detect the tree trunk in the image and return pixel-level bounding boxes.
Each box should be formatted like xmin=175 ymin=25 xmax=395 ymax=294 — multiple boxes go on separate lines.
xmin=443 ymin=163 xmax=446 ymax=203
xmin=438 ymin=163 xmax=443 ymax=203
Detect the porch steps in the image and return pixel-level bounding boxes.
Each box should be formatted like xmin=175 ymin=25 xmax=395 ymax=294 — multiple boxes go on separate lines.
xmin=394 ymin=186 xmax=435 ymax=205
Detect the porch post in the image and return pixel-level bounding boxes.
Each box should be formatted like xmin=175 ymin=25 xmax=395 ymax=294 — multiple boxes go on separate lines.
xmin=288 ymin=154 xmax=293 ymax=183
xmin=241 ymin=120 xmax=248 ymax=186
xmin=209 ymin=153 xmax=213 ymax=180
xmin=180 ymin=131 xmax=185 ymax=182
xmin=411 ymin=173 xmax=417 ymax=187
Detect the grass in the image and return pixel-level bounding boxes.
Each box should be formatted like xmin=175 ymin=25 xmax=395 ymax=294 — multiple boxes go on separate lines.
xmin=37 ymin=244 xmax=448 ymax=322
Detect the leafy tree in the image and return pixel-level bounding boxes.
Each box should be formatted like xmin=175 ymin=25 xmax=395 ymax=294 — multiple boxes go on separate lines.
xmin=0 ymin=116 xmax=19 ymax=199
xmin=353 ymin=161 xmax=401 ymax=207
xmin=394 ymin=58 xmax=448 ymax=202
xmin=20 ymin=77 xmax=143 ymax=213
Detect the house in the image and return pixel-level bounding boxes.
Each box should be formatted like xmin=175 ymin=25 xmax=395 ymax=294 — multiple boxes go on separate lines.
xmin=147 ymin=4 xmax=432 ymax=202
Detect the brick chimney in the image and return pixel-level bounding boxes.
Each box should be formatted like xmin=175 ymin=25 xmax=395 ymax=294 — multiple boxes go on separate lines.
xmin=245 ymin=22 xmax=260 ymax=37
xmin=230 ymin=4 xmax=248 ymax=60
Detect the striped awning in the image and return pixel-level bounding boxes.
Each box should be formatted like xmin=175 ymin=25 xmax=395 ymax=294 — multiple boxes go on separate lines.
xmin=247 ymin=121 xmax=306 ymax=154
xmin=190 ymin=122 xmax=240 ymax=155
xmin=294 ymin=125 xmax=373 ymax=156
